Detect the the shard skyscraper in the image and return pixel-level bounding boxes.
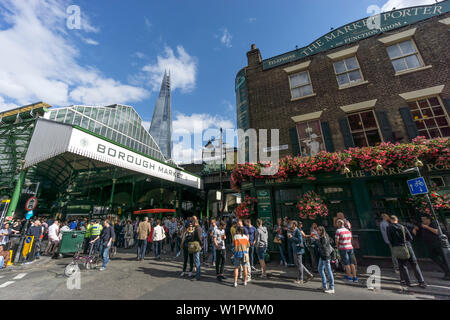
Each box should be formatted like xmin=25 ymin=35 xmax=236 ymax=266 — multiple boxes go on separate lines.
xmin=149 ymin=71 xmax=172 ymax=160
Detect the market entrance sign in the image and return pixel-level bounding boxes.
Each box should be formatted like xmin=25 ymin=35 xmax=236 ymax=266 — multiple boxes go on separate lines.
xmin=263 ymin=2 xmax=450 ymax=70
xmin=24 ymin=119 xmax=202 ymax=189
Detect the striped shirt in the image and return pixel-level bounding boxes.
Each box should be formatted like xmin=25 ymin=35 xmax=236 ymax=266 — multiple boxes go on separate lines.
xmin=336 ymin=227 xmax=353 ymax=250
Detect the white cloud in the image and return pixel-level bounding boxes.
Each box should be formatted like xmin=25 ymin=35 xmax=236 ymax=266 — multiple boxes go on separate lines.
xmin=248 ymin=18 xmax=257 ymax=23
xmin=171 ymin=113 xmax=235 ymax=164
xmin=144 ymin=17 xmax=152 ymax=31
xmin=134 ymin=51 xmax=146 ymax=59
xmin=220 ymin=28 xmax=232 ymax=48
xmin=142 ymin=45 xmax=197 ymax=93
xmin=0 ymin=96 xmax=19 ymax=112
xmin=381 ymin=0 xmax=437 ymax=12
xmin=78 ymin=35 xmax=99 ymax=45
xmin=0 ymin=0 xmax=148 ymax=107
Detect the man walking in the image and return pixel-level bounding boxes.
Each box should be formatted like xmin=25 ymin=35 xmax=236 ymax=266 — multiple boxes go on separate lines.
xmin=335 ymin=219 xmax=358 ymax=283
xmin=152 ymin=220 xmax=165 ymax=260
xmin=380 ymin=213 xmax=399 ymax=273
xmin=169 ymin=217 xmax=178 ymax=254
xmin=26 ymin=220 xmax=43 ymax=261
xmin=388 ymin=215 xmax=427 ymax=288
xmin=137 ymin=217 xmax=151 ymax=261
xmin=92 ymin=220 xmax=115 ymax=271
xmin=413 ymin=215 xmax=450 ymax=281
xmin=213 ymin=221 xmax=227 ymax=281
xmin=255 ymin=219 xmax=268 ymax=278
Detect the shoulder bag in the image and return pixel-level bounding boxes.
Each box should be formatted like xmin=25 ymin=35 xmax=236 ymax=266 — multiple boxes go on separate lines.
xmin=391 ymin=226 xmax=411 ymax=260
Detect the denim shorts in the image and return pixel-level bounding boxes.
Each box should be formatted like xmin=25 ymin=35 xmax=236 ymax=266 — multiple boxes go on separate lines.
xmin=339 ymin=249 xmax=355 ymax=266
xmin=256 ymin=247 xmax=266 ymax=261
xmin=233 ymin=255 xmax=249 ymax=267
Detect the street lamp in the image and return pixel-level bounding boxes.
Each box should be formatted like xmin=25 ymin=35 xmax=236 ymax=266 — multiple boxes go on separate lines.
xmin=403 ymin=165 xmax=450 ymax=279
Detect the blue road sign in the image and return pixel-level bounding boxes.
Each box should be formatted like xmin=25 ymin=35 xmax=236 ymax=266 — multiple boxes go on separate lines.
xmin=25 ymin=210 xmax=34 ymax=220
xmin=407 ymin=177 xmax=429 ymax=195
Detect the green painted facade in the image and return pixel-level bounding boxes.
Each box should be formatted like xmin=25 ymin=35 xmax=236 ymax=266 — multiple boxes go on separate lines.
xmin=241 ymin=168 xmax=450 ymax=258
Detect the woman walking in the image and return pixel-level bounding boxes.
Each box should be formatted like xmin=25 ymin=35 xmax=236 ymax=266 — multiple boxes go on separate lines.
xmin=180 ymin=223 xmax=195 ymax=277
xmin=273 ymin=218 xmax=287 ymax=267
xmin=315 ymin=226 xmax=335 ymax=293
xmin=290 ymin=221 xmax=313 ymax=285
xmin=233 ymin=226 xmax=250 ymax=287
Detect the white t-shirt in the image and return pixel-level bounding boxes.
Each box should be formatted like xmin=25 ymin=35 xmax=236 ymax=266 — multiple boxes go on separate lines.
xmin=48 ymin=224 xmax=59 ymax=241
xmin=152 ymin=225 xmax=166 ymax=241
xmin=214 ymin=228 xmax=225 ymax=250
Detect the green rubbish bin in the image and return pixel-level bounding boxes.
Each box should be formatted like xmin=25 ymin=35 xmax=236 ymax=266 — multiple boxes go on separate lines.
xmin=59 ymin=231 xmax=86 ymax=255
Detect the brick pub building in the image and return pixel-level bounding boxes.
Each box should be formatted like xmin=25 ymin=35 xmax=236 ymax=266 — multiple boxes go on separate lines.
xmin=235 ymin=2 xmax=450 ymax=258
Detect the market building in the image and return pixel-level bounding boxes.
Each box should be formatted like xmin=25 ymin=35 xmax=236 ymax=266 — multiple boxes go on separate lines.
xmin=235 ymin=2 xmax=450 ymax=258
xmin=0 ymin=102 xmax=202 ymax=222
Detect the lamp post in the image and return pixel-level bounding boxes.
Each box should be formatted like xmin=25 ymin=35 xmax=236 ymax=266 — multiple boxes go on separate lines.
xmin=403 ymin=165 xmax=450 ymax=279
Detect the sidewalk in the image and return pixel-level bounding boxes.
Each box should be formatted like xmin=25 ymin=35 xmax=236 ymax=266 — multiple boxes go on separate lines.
xmin=264 ymin=260 xmax=450 ymax=298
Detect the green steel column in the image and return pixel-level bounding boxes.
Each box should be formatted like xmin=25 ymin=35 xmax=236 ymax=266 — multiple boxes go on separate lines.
xmin=6 ymin=170 xmax=27 ymax=218
xmin=206 ymin=197 xmax=210 ymax=219
xmin=109 ymin=178 xmax=117 ymax=214
xmin=131 ymin=180 xmax=135 ymax=209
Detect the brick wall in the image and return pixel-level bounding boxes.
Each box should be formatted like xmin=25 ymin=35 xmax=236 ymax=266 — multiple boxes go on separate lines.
xmin=241 ymin=14 xmax=450 ymax=158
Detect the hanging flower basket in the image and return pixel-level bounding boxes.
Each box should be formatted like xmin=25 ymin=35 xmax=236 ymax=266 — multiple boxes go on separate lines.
xmin=406 ymin=190 xmax=450 ymax=215
xmin=296 ymin=191 xmax=328 ymax=220
xmin=234 ymin=195 xmax=258 ymax=219
xmin=231 ymin=136 xmax=450 ymax=191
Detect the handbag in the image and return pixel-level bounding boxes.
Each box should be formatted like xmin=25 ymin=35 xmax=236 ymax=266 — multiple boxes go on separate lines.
xmin=273 ymin=237 xmax=282 ymax=245
xmin=188 ymin=241 xmax=201 ymax=254
xmin=391 ymin=226 xmax=411 ymax=260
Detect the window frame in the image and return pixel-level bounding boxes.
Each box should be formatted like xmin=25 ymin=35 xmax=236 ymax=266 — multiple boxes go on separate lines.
xmin=346 ymin=109 xmax=383 ymax=147
xmin=295 ymin=119 xmax=326 ymax=157
xmin=407 ymin=96 xmax=450 ymax=138
xmin=288 ymin=70 xmax=314 ymax=100
xmin=333 ymin=55 xmax=364 ymax=87
xmin=386 ymin=38 xmax=425 ymax=74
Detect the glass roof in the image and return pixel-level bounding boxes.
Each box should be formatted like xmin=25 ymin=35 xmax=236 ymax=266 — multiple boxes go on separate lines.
xmin=45 ymin=104 xmax=166 ymax=162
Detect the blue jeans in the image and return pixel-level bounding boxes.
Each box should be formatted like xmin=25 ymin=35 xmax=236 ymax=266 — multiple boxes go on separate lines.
xmin=194 ymin=251 xmax=201 ymax=279
xmin=278 ymin=244 xmax=287 ymax=263
xmin=101 ymin=243 xmax=110 ymax=268
xmin=287 ymin=239 xmax=294 ymax=265
xmin=249 ymin=245 xmax=255 ymax=267
xmin=211 ymin=245 xmax=216 ymax=264
xmin=154 ymin=241 xmax=162 ymax=258
xmin=0 ymin=256 xmax=4 ymax=269
xmin=318 ymin=258 xmax=334 ymax=290
xmin=137 ymin=240 xmax=147 ymax=259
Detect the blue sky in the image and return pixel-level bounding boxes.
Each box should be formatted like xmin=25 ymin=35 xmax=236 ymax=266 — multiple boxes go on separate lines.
xmin=0 ymin=0 xmax=436 ymax=162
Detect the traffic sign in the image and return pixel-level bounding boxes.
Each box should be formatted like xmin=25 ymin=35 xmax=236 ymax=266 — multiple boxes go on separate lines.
xmin=25 ymin=211 xmax=34 ymax=220
xmin=22 ymin=235 xmax=34 ymax=258
xmin=407 ymin=177 xmax=429 ymax=195
xmin=25 ymin=196 xmax=38 ymax=211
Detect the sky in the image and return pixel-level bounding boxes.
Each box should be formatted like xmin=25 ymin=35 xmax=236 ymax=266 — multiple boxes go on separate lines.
xmin=0 ymin=0 xmax=440 ymax=163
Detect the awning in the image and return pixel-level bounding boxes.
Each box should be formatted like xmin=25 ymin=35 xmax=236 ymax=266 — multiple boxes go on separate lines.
xmin=133 ymin=209 xmax=176 ymax=215
xmin=24 ymin=118 xmax=202 ymax=189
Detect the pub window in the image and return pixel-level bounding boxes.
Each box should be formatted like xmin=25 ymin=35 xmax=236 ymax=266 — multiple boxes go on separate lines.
xmin=289 ymin=71 xmax=313 ymax=99
xmin=386 ymin=39 xmax=423 ymax=73
xmin=347 ymin=110 xmax=382 ymax=147
xmin=333 ymin=56 xmax=363 ymax=87
xmin=429 ymin=176 xmax=445 ymax=188
xmin=407 ymin=96 xmax=450 ymax=138
xmin=296 ymin=120 xmax=325 ymax=157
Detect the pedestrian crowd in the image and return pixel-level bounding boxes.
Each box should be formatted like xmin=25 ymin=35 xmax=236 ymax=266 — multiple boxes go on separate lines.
xmin=1 ymin=210 xmax=448 ymax=294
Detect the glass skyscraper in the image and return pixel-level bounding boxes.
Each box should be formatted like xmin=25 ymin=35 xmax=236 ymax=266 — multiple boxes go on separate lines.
xmin=45 ymin=104 xmax=166 ymax=162
xmin=149 ymin=71 xmax=172 ymax=160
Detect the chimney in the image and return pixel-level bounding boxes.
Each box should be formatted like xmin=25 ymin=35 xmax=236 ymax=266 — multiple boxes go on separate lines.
xmin=247 ymin=44 xmax=262 ymax=67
